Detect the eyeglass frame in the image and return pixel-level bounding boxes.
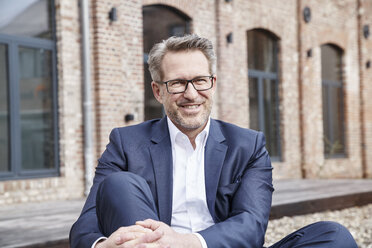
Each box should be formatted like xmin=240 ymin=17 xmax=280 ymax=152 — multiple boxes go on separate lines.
xmin=157 ymin=75 xmax=215 ymax=94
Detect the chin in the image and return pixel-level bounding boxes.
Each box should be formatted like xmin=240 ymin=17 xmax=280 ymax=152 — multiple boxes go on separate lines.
xmin=181 ymin=118 xmax=207 ymax=130
xmin=182 ymin=123 xmax=203 ymax=130
xmin=168 ymin=109 xmax=209 ymax=131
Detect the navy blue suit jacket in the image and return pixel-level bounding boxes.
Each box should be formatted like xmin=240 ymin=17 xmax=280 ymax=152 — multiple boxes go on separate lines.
xmin=70 ymin=117 xmax=274 ymax=248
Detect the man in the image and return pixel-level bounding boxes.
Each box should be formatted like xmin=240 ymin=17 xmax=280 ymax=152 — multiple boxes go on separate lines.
xmin=70 ymin=34 xmax=357 ymax=248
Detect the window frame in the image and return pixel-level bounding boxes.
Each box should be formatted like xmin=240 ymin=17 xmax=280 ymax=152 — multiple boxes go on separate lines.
xmin=248 ymin=70 xmax=282 ymax=161
xmin=0 ymin=1 xmax=59 ymax=180
xmin=321 ymin=44 xmax=346 ymax=158
xmin=247 ymin=29 xmax=282 ymax=161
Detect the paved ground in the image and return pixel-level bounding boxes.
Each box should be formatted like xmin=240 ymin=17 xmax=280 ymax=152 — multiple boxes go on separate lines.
xmin=0 ymin=199 xmax=84 ymax=248
xmin=265 ymin=203 xmax=372 ymax=248
xmin=0 ymin=179 xmax=371 ymax=247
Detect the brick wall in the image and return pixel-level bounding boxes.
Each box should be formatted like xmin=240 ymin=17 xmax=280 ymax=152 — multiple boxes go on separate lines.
xmin=299 ymin=0 xmax=362 ymax=178
xmin=359 ymin=0 xmax=372 ymax=177
xmin=92 ymin=0 xmax=144 ymax=155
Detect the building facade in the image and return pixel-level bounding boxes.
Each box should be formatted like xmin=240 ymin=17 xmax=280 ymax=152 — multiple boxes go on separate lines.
xmin=0 ymin=0 xmax=371 ymax=205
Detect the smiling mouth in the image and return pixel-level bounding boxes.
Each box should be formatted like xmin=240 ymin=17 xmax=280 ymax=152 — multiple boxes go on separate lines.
xmin=181 ymin=104 xmax=200 ymax=109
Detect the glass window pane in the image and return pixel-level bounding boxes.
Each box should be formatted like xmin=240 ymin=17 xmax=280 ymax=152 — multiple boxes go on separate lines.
xmin=0 ymin=44 xmax=9 ymax=172
xmin=143 ymin=5 xmax=190 ymax=120
xmin=247 ymin=30 xmax=277 ymax=72
xmin=263 ymin=79 xmax=279 ymax=157
xmin=249 ymin=77 xmax=259 ymax=131
xmin=0 ymin=0 xmax=52 ymax=39
xmin=322 ymin=85 xmax=331 ymax=154
xmin=19 ymin=46 xmax=54 ymax=170
xmin=329 ymin=86 xmax=344 ymax=155
xmin=321 ymin=44 xmax=345 ymax=156
xmin=321 ymin=45 xmax=342 ymax=82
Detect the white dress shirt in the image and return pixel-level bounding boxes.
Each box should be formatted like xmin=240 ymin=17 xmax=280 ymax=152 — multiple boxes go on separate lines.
xmin=167 ymin=117 xmax=214 ymax=248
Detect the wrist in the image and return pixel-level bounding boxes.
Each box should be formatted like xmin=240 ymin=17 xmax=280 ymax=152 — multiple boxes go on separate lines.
xmin=183 ymin=233 xmax=202 ymax=248
xmin=94 ymin=240 xmax=105 ymax=248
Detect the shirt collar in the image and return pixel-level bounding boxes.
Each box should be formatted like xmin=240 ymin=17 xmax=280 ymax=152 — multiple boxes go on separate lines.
xmin=167 ymin=116 xmax=210 ymax=148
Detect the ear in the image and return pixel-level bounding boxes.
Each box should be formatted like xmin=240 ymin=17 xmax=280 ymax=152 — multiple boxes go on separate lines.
xmin=213 ymin=75 xmax=217 ymax=86
xmin=211 ymin=75 xmax=217 ymax=92
xmin=151 ymin=81 xmax=164 ymax=104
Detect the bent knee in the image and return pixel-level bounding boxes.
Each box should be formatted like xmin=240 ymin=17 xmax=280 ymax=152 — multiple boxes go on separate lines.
xmin=313 ymin=221 xmax=357 ymax=248
xmin=99 ymin=172 xmax=148 ymax=192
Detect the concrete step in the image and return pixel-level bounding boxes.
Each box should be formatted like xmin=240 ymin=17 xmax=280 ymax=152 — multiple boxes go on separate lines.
xmin=270 ymin=179 xmax=372 ymax=219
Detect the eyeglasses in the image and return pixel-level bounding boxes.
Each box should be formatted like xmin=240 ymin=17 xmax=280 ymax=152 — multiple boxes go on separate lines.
xmin=159 ymin=75 xmax=214 ymax=94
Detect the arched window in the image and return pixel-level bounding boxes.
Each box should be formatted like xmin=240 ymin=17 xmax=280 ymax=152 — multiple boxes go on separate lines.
xmin=247 ymin=29 xmax=281 ymax=160
xmin=321 ymin=44 xmax=345 ymax=157
xmin=143 ymin=5 xmax=190 ymax=120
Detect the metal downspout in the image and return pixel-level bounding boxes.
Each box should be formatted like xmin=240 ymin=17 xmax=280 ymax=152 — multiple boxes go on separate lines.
xmin=81 ymin=0 xmax=94 ymax=195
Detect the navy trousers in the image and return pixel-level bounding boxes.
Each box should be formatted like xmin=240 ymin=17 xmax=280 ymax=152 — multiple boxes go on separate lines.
xmin=96 ymin=172 xmax=358 ymax=248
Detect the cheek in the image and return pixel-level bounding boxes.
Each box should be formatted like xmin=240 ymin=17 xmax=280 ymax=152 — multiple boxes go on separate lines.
xmin=158 ymin=88 xmax=168 ymax=104
xmin=200 ymin=91 xmax=213 ymax=101
xmin=163 ymin=94 xmax=178 ymax=107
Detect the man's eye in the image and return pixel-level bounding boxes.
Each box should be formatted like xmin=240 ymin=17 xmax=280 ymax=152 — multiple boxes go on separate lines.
xmin=194 ymin=78 xmax=207 ymax=84
xmin=169 ymin=81 xmax=184 ymax=87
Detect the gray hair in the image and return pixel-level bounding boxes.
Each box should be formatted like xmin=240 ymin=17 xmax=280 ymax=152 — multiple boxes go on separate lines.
xmin=147 ymin=34 xmax=217 ymax=82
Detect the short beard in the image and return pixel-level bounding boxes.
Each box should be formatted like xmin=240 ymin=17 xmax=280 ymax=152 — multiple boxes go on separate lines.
xmin=166 ymin=102 xmax=212 ymax=132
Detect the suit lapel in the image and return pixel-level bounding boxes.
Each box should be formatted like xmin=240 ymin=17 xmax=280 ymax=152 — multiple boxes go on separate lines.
xmin=149 ymin=118 xmax=173 ymax=225
xmin=204 ymin=119 xmax=228 ymax=221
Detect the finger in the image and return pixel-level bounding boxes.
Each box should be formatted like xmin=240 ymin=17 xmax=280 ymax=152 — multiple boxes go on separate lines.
xmin=123 ymin=237 xmax=142 ymax=248
xmin=119 ymin=225 xmax=153 ymax=234
xmin=138 ymin=230 xmax=164 ymax=243
xmin=136 ymin=219 xmax=161 ymax=230
xmin=116 ymin=232 xmax=144 ymax=244
xmin=135 ymin=243 xmax=169 ymax=248
xmin=115 ymin=227 xmax=152 ymax=245
xmin=121 ymin=231 xmax=162 ymax=248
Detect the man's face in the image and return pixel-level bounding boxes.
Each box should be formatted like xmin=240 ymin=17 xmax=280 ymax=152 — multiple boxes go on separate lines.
xmin=151 ymin=50 xmax=216 ymax=134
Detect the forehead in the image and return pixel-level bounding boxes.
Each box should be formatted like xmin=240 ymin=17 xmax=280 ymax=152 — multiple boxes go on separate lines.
xmin=161 ymin=50 xmax=209 ymax=80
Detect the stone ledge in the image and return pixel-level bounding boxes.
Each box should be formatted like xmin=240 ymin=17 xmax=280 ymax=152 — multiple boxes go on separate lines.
xmin=270 ymin=179 xmax=372 ymax=219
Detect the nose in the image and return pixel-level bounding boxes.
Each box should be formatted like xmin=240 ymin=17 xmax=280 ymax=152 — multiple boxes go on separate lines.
xmin=183 ymin=82 xmax=199 ymax=99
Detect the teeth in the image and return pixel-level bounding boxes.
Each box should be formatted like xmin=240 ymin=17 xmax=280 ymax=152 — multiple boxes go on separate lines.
xmin=183 ymin=105 xmax=199 ymax=109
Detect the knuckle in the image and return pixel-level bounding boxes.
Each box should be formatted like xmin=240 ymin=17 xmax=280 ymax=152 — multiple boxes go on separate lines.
xmin=121 ymin=232 xmax=131 ymax=240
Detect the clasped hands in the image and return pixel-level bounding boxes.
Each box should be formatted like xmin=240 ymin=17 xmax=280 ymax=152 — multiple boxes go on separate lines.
xmin=95 ymin=219 xmax=201 ymax=248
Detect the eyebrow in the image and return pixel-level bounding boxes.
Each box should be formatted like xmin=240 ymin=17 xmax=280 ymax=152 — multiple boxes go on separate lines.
xmin=167 ymin=75 xmax=208 ymax=81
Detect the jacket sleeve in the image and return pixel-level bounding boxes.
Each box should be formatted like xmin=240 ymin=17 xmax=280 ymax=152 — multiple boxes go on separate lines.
xmin=69 ymin=128 xmax=127 ymax=248
xmin=198 ymin=132 xmax=274 ymax=248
